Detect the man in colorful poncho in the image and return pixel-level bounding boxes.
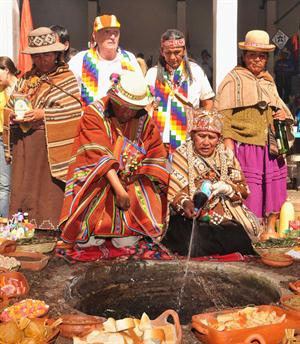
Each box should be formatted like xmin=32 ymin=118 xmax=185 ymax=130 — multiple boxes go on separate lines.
xmin=69 ymin=14 xmax=142 ymax=109
xmin=59 ymin=71 xmax=169 ymax=248
xmin=146 ymin=29 xmax=215 ymax=154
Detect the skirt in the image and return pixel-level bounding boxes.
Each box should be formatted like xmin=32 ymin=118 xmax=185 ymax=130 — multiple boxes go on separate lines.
xmin=234 ymin=143 xmax=287 ymax=218
xmin=9 ymin=127 xmax=65 ymax=229
xmin=162 ymin=215 xmax=256 ymax=257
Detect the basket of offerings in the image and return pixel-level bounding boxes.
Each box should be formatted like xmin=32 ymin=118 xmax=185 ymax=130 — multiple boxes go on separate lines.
xmin=0 ymin=317 xmax=62 ymax=344
xmin=16 ymin=236 xmax=57 ymax=254
xmin=72 ymin=309 xmax=182 ymax=344
xmin=253 ymin=238 xmax=300 ymax=256
xmin=191 ymin=305 xmax=300 ymax=344
xmin=0 ymin=299 xmax=49 ymax=322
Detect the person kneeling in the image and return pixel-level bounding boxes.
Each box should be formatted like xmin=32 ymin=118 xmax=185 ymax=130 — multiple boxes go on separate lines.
xmin=162 ymin=109 xmax=257 ymax=257
xmin=59 ymin=71 xmax=169 ymax=248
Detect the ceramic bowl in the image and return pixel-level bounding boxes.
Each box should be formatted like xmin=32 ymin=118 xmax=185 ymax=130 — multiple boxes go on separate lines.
xmin=289 ymin=280 xmax=300 ymax=294
xmin=260 ymin=253 xmax=294 ymax=267
xmin=280 ymin=294 xmax=300 ymax=315
xmin=59 ymin=314 xmax=106 ymax=338
xmin=3 ymin=251 xmax=49 ymax=271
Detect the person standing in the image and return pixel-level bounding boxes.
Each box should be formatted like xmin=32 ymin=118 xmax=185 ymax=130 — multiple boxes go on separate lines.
xmin=0 ymin=57 xmax=19 ymax=217
xmin=146 ymin=29 xmax=214 ymax=154
xmin=3 ymin=27 xmax=82 ymax=229
xmin=215 ymin=30 xmax=294 ymax=231
xmin=68 ymin=14 xmax=142 ymax=109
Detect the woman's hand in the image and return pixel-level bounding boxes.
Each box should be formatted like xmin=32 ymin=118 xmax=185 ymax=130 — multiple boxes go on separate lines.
xmin=210 ymin=181 xmax=234 ymax=199
xmin=183 ymin=199 xmax=196 ymax=219
xmin=13 ymin=109 xmax=45 ymax=123
xmin=273 ymin=108 xmax=287 ymax=121
xmin=115 ymin=189 xmax=130 ymax=210
xmin=224 ymin=138 xmax=235 ymax=151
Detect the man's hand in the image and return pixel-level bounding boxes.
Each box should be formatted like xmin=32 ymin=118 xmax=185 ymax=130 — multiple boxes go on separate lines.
xmin=14 ymin=109 xmax=45 ymax=123
xmin=183 ymin=199 xmax=196 ymax=219
xmin=115 ymin=189 xmax=130 ymax=210
xmin=273 ymin=108 xmax=287 ymax=121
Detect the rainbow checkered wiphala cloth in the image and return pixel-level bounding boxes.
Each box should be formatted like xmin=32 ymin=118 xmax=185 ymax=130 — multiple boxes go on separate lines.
xmin=153 ymin=62 xmax=188 ymax=152
xmin=81 ymin=48 xmax=135 ymax=109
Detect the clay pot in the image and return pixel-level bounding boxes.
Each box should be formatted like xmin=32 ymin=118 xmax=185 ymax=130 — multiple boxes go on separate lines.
xmin=192 ymin=305 xmax=299 ymax=344
xmin=0 ymin=240 xmax=16 ymax=254
xmin=280 ymin=294 xmax=300 ymax=316
xmin=3 ymin=251 xmax=49 ymax=271
xmin=59 ymin=314 xmax=105 ymax=338
xmin=152 ymin=309 xmax=182 ymax=344
xmin=260 ymin=253 xmax=294 ymax=268
xmin=289 ymin=280 xmax=300 ymax=294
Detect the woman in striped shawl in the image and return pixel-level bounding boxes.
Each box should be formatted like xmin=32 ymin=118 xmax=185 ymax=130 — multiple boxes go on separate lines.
xmin=3 ymin=27 xmax=82 ymax=229
xmin=162 ymin=109 xmax=256 ymax=257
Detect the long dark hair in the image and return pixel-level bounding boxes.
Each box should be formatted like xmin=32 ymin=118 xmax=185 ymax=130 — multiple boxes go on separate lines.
xmin=0 ymin=56 xmax=20 ymax=76
xmin=157 ymin=29 xmax=193 ymax=84
xmin=50 ymin=25 xmax=71 ymax=62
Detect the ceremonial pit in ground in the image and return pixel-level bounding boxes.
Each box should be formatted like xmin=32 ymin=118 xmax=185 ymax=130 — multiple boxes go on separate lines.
xmin=21 ymin=255 xmax=300 ymax=344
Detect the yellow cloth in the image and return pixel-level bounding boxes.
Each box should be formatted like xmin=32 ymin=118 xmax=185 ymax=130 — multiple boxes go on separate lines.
xmin=0 ymin=90 xmax=8 ymax=134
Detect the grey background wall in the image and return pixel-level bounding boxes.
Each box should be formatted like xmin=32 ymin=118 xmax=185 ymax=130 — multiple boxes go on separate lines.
xmin=27 ymin=0 xmax=299 ymax=66
xmin=29 ymin=0 xmax=88 ymax=51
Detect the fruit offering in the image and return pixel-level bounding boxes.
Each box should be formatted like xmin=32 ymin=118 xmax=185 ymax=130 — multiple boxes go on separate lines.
xmin=0 ymin=299 xmax=49 ymax=321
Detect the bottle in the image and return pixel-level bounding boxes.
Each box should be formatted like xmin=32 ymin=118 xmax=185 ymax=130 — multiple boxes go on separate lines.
xmin=279 ymin=198 xmax=295 ymax=237
xmin=273 ymin=119 xmax=289 ymax=155
xmin=193 ymin=180 xmax=212 ymax=211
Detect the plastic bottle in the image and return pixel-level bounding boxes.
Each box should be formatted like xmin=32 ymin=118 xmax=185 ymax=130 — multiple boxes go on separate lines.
xmin=279 ymin=198 xmax=295 ymax=237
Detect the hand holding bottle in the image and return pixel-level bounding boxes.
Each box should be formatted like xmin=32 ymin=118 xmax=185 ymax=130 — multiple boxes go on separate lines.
xmin=273 ymin=108 xmax=287 ymax=121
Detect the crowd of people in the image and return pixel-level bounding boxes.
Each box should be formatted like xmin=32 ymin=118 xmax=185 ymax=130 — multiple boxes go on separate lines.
xmin=0 ymin=14 xmax=295 ymax=257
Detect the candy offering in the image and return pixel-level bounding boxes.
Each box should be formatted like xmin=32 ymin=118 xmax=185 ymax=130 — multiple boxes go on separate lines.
xmin=0 ymin=211 xmax=34 ymax=241
xmin=0 ymin=299 xmax=49 ymax=321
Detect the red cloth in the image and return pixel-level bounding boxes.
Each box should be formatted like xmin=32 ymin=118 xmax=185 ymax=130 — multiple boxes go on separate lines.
xmin=55 ymin=239 xmax=250 ymax=263
xmin=18 ymin=0 xmax=33 ymax=75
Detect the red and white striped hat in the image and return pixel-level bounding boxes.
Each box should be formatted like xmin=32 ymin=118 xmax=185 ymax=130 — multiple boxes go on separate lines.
xmin=93 ymin=14 xmax=121 ymax=32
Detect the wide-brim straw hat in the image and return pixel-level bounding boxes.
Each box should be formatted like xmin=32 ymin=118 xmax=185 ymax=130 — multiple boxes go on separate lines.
xmin=107 ymin=71 xmax=153 ymax=109
xmin=238 ymin=30 xmax=275 ymax=52
xmin=22 ymin=27 xmax=65 ymax=55
xmin=93 ymin=14 xmax=120 ymax=32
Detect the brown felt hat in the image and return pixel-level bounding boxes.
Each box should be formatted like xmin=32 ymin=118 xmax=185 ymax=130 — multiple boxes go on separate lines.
xmin=22 ymin=27 xmax=65 ymax=55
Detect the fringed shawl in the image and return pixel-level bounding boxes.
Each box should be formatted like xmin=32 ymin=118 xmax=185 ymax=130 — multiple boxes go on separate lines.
xmin=3 ymin=65 xmax=82 ymax=182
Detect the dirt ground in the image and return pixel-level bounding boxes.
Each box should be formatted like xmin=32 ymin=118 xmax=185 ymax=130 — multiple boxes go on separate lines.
xmin=16 ymin=251 xmax=300 ymax=344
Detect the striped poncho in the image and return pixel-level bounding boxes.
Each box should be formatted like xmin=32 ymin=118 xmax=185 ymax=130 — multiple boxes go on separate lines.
xmin=59 ymin=97 xmax=169 ymax=244
xmin=3 ymin=64 xmax=82 ymax=182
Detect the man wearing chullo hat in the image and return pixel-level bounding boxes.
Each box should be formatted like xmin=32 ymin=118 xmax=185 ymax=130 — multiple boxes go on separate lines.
xmin=69 ymin=14 xmax=142 ymax=109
